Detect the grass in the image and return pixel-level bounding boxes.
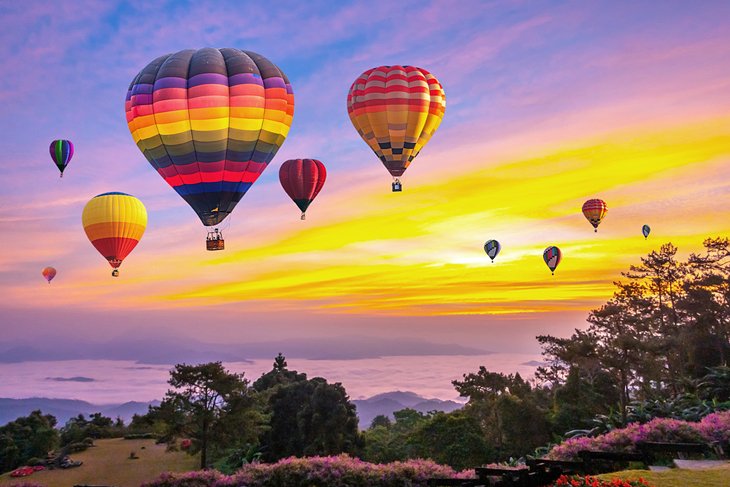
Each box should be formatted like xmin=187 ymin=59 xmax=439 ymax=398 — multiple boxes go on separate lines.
xmin=0 ymin=438 xmax=198 ymax=487
xmin=599 ymin=463 xmax=730 ymax=487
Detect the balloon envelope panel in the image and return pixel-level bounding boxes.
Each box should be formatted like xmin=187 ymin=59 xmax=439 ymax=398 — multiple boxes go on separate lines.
xmin=582 ymin=199 xmax=607 ymax=229
xmin=49 ymin=139 xmax=74 ymax=175
xmin=484 ymin=240 xmax=501 ymax=260
xmin=82 ymin=192 xmax=147 ymax=269
xmin=347 ymin=65 xmax=445 ymax=178
xmin=125 ymin=48 xmax=294 ymax=226
xmin=543 ymin=246 xmax=562 ymax=272
xmin=42 ymin=266 xmax=56 ymax=283
xmin=279 ymin=159 xmax=327 ymax=214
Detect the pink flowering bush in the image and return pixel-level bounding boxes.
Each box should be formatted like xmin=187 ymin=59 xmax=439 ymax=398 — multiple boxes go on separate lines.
xmin=143 ymin=455 xmax=474 ymax=487
xmin=696 ymin=409 xmax=730 ymax=444
xmin=548 ymin=411 xmax=730 ymax=460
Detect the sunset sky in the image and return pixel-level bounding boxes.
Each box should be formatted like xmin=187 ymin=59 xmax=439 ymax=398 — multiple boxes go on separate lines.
xmin=1 ymin=0 xmax=730 ymax=361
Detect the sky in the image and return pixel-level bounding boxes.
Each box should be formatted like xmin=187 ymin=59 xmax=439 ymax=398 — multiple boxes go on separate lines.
xmin=1 ymin=0 xmax=730 ymax=368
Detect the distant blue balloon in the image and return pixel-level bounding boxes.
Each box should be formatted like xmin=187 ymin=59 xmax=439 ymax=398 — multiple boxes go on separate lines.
xmin=484 ymin=240 xmax=501 ymax=262
xmin=642 ymin=224 xmax=651 ymax=239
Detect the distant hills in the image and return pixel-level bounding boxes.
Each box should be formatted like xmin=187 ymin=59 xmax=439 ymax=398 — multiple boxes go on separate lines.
xmin=0 ymin=335 xmax=489 ymax=364
xmin=0 ymin=398 xmax=159 ymax=426
xmin=1 ymin=392 xmax=461 ymax=429
xmin=353 ymin=391 xmax=463 ymax=429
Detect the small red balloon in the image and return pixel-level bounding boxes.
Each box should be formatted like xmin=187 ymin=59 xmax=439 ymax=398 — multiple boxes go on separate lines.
xmin=279 ymin=159 xmax=327 ymax=220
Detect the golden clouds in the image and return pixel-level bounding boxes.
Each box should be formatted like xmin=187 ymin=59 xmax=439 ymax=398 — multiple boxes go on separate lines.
xmin=160 ymin=118 xmax=730 ymax=315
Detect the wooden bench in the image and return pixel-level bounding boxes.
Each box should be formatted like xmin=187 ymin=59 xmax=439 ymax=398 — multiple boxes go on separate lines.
xmin=527 ymin=458 xmax=587 ymax=475
xmin=579 ymin=450 xmax=651 ymax=474
xmin=637 ymin=441 xmax=714 ymax=460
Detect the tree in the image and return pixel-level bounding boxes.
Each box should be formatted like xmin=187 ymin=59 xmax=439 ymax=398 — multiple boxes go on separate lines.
xmin=452 ymin=367 xmax=543 ymax=454
xmin=409 ymin=411 xmax=493 ymax=469
xmin=253 ymin=353 xmax=307 ymax=392
xmin=263 ymin=376 xmax=361 ymax=460
xmin=0 ymin=410 xmax=59 ymax=473
xmin=370 ymin=414 xmax=392 ymax=429
xmin=159 ymin=362 xmax=254 ymax=469
xmin=61 ymin=412 xmax=118 ymax=445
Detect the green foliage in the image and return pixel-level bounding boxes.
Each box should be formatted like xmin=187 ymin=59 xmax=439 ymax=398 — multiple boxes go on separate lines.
xmin=60 ymin=412 xmax=121 ymax=446
xmin=156 ymin=361 xmax=258 ymax=470
xmin=262 ymin=376 xmax=361 ymax=460
xmin=409 ymin=411 xmax=493 ymax=470
xmin=538 ymin=237 xmax=730 ymax=440
xmin=212 ymin=443 xmax=262 ymax=474
xmin=362 ymin=408 xmax=493 ymax=469
xmin=0 ymin=410 xmax=59 ymax=473
xmin=252 ymin=353 xmax=307 ymax=392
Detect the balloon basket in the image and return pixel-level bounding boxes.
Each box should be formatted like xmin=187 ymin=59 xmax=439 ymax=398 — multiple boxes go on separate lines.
xmin=301 ymin=213 xmax=306 ymax=221
xmin=112 ymin=269 xmax=119 ymax=278
xmin=392 ymin=180 xmax=402 ymax=192
xmin=206 ymin=228 xmax=225 ymax=251
xmin=207 ymin=239 xmax=225 ymax=251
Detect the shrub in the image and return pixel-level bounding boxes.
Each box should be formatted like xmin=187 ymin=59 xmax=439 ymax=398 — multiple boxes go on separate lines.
xmin=66 ymin=441 xmax=90 ymax=453
xmin=549 ymin=411 xmax=730 ymax=460
xmin=143 ymin=455 xmax=474 ymax=487
xmin=124 ymin=433 xmax=160 ymax=440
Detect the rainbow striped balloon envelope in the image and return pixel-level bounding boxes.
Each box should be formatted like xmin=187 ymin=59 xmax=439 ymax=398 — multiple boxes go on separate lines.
xmin=125 ymin=48 xmax=294 ymax=227
xmin=347 ymin=65 xmax=445 ymax=188
xmin=82 ymin=192 xmax=147 ymax=277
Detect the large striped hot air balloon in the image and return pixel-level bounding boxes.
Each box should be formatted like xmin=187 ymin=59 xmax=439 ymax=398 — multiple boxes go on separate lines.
xmin=82 ymin=192 xmax=147 ymax=277
xmin=582 ymin=199 xmax=607 ymax=232
xmin=42 ymin=266 xmax=56 ymax=284
xmin=347 ymin=65 xmax=446 ymax=191
xmin=279 ymin=159 xmax=327 ymax=220
xmin=543 ymin=246 xmax=562 ymax=275
xmin=49 ymin=139 xmax=74 ymax=178
xmin=125 ymin=48 xmax=294 ymax=250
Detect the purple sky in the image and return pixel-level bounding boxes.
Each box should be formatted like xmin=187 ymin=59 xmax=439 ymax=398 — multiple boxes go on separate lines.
xmin=1 ymin=0 xmax=729 ymax=377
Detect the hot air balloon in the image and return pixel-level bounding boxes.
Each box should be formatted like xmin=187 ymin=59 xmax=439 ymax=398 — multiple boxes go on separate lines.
xmin=543 ymin=246 xmax=562 ymax=275
xmin=279 ymin=159 xmax=326 ymax=220
xmin=347 ymin=65 xmax=446 ymax=192
xmin=82 ymin=192 xmax=147 ymax=277
xmin=582 ymin=199 xmax=607 ymax=232
xmin=484 ymin=240 xmax=501 ymax=262
xmin=42 ymin=267 xmax=56 ymax=284
xmin=49 ymin=139 xmax=74 ymax=178
xmin=125 ymin=48 xmax=294 ymax=250
xmin=642 ymin=224 xmax=651 ymax=239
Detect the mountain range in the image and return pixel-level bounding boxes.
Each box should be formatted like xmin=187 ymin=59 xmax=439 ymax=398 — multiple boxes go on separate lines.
xmin=0 ymin=398 xmax=159 ymax=426
xmin=352 ymin=391 xmax=463 ymax=429
xmin=1 ymin=392 xmax=462 ymax=429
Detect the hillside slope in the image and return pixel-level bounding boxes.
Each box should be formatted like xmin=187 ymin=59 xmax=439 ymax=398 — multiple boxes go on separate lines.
xmin=0 ymin=438 xmax=197 ymax=487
